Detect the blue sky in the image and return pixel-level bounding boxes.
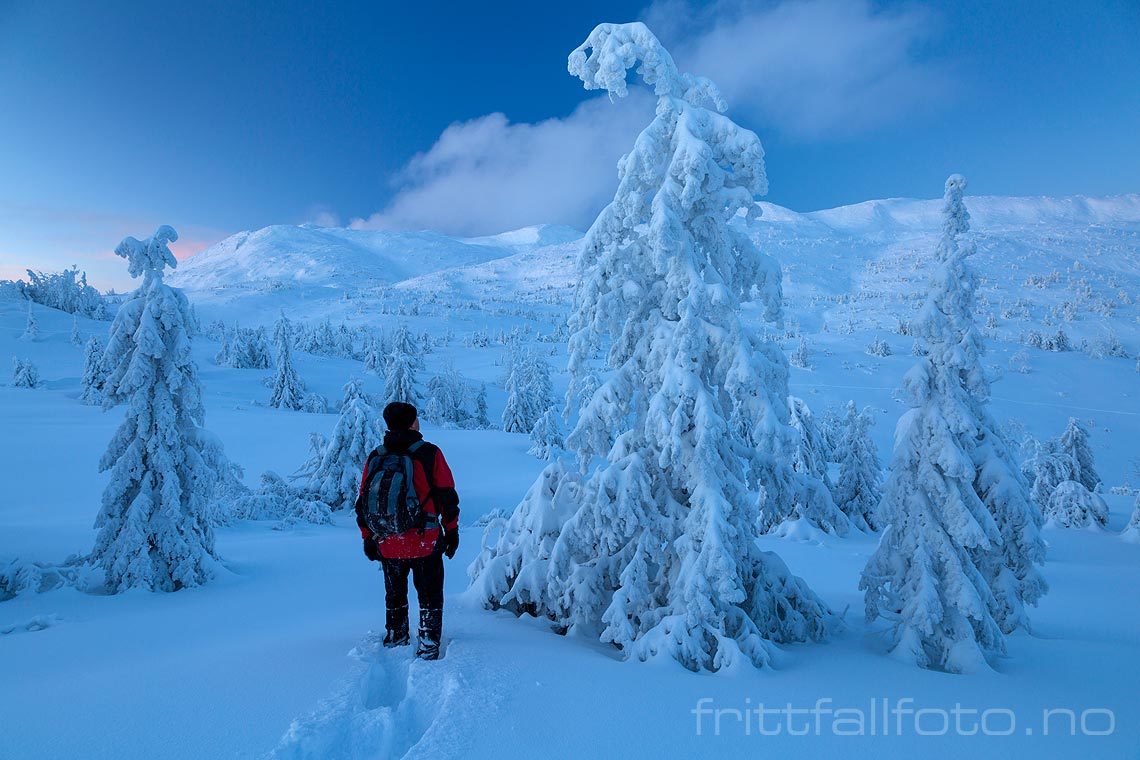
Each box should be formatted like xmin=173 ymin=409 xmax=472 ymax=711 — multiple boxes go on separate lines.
xmin=1 ymin=0 xmax=1138 ymax=289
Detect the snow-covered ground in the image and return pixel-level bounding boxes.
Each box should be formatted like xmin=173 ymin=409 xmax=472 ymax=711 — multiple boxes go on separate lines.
xmin=2 ymin=193 xmax=1139 ymax=758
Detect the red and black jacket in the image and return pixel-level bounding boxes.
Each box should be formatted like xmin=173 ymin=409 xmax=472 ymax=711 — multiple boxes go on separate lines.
xmin=356 ymin=430 xmax=459 ymax=560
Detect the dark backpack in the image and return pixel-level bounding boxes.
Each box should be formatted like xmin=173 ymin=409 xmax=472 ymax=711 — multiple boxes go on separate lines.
xmin=360 ymin=441 xmax=439 ymax=540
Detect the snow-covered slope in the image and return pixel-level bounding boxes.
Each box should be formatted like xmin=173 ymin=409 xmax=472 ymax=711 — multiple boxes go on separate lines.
xmin=168 ymin=224 xmax=516 ymax=290
xmin=173 ymin=194 xmax=1140 ymax=308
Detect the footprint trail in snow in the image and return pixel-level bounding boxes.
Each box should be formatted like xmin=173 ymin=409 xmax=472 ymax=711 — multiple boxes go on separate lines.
xmin=271 ymin=625 xmax=506 ymax=760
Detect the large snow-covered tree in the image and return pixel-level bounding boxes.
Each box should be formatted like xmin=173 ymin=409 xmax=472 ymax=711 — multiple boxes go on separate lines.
xmin=89 ymin=226 xmax=220 ymax=593
xmin=312 ymin=378 xmax=382 ymax=509
xmin=860 ymin=176 xmax=1046 ymax=671
xmin=469 ymin=22 xmax=832 ymax=672
xmin=833 ymin=401 xmax=882 ymax=532
xmin=268 ymin=313 xmax=305 ymax=410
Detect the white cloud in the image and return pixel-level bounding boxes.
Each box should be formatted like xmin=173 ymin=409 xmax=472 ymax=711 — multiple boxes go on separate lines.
xmin=351 ymin=93 xmax=653 ymax=236
xmin=355 ymin=0 xmax=953 ymax=235
xmin=648 ymin=0 xmax=954 ymax=139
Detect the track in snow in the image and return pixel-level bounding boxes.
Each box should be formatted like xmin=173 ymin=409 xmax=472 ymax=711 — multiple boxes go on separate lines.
xmin=271 ymin=619 xmax=506 ymax=760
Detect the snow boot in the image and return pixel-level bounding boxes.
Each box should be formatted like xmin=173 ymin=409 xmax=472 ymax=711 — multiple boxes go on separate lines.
xmin=383 ymin=605 xmax=410 ymax=647
xmin=416 ymin=607 xmax=442 ymax=660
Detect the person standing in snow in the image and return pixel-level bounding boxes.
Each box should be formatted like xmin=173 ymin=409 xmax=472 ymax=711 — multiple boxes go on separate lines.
xmin=355 ymin=402 xmax=460 ymax=660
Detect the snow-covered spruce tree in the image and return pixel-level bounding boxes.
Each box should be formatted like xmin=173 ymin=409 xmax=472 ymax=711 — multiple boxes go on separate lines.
xmin=1044 ymin=480 xmax=1108 ymax=529
xmin=501 ymin=349 xmax=535 ymax=433
xmin=502 ymin=350 xmax=555 ymax=434
xmin=228 ymin=326 xmax=272 ymax=369
xmin=1058 ymin=417 xmax=1100 ymax=493
xmin=470 ymin=23 xmax=832 ymax=671
xmin=79 ymin=335 xmax=107 ymax=405
xmin=833 ymin=401 xmax=882 ymax=532
xmin=215 ymin=326 xmax=231 ymax=366
xmin=473 ymin=382 xmax=492 ymax=429
xmin=525 ymin=352 xmax=555 ymax=418
xmin=788 ymin=396 xmax=833 ymax=489
xmin=311 ymin=378 xmax=381 ymax=509
xmin=90 ymin=226 xmax=220 ymax=593
xmin=268 ymin=313 xmax=305 ymax=410
xmin=528 ymin=407 xmax=564 ymax=460
xmin=362 ymin=334 xmax=384 ymax=375
xmin=789 ymin=337 xmax=810 ymax=369
xmin=71 ymin=314 xmax=83 ymax=346
xmin=860 ymin=176 xmax=1045 ymax=670
xmin=1028 ymin=438 xmax=1073 ymax=513
xmin=11 ymin=357 xmax=41 ymax=388
xmin=425 ymin=365 xmax=470 ymax=428
xmin=1123 ymin=496 xmax=1140 ymax=544
xmin=383 ymin=323 xmax=421 ymax=406
xmin=20 ymin=300 xmax=38 ymax=341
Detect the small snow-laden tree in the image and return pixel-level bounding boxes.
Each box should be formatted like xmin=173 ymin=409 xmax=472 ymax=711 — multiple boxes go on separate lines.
xmin=294 ymin=323 xmax=320 ymax=355
xmin=1123 ymin=496 xmax=1140 ymax=544
xmin=70 ymin=314 xmax=83 ymax=346
xmin=290 ymin=432 xmax=328 ymax=485
xmin=215 ymin=326 xmax=232 ymax=366
xmin=526 ymin=353 xmax=555 ymax=418
xmin=817 ymin=404 xmax=843 ymax=461
xmin=473 ymin=382 xmax=492 ymax=429
xmin=302 ymin=392 xmax=328 ymax=414
xmin=312 ymin=378 xmax=381 ymax=509
xmin=1028 ymin=438 xmax=1076 ymax=513
xmin=425 ymin=365 xmax=471 ymax=428
xmin=11 ymin=357 xmax=41 ymax=388
xmin=1044 ymin=480 xmax=1108 ymax=529
xmin=79 ymin=335 xmax=107 ymax=405
xmin=788 ymin=396 xmax=833 ymax=488
xmin=314 ymin=319 xmax=337 ymax=356
xmin=1058 ymin=418 xmax=1101 ymax=493
xmin=1008 ymin=348 xmax=1031 ymax=374
xmin=861 ymin=176 xmax=1045 ymax=670
xmin=20 ymin=266 xmax=107 ymax=318
xmin=834 ymin=401 xmax=882 ymax=532
xmin=268 ymin=313 xmax=305 ymax=410
xmin=228 ymin=326 xmax=272 ymax=369
xmin=789 ymin=337 xmax=811 ymax=369
xmin=232 ymin=471 xmax=332 ymax=526
xmin=90 ymin=226 xmax=221 ymax=593
xmin=198 ymin=429 xmax=250 ymax=527
xmin=470 ymin=23 xmax=833 ymax=672
xmin=362 ymin=334 xmax=384 ymax=375
xmin=501 ymin=349 xmax=534 ymax=433
xmin=503 ymin=349 xmax=555 ymax=433
xmin=383 ymin=324 xmax=421 ymax=406
xmin=20 ymin=300 xmax=38 ymax=341
xmin=528 ymin=407 xmax=564 ymax=460
xmin=866 ymin=337 xmax=892 ymax=357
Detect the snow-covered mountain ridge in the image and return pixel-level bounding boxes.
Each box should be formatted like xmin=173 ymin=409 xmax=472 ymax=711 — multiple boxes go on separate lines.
xmin=171 ymin=194 xmax=1140 ymax=356
xmin=173 ymin=193 xmax=1140 ymax=296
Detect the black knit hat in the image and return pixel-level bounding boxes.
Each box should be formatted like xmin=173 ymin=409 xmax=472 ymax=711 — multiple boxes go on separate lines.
xmin=383 ymin=401 xmax=418 ymax=431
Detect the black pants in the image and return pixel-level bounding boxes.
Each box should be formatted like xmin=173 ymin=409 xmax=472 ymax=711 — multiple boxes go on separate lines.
xmin=381 ymin=551 xmax=444 ymax=611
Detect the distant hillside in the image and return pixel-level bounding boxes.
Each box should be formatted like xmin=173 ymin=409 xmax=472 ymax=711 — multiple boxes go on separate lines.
xmin=169 ymin=194 xmax=1140 ymax=353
